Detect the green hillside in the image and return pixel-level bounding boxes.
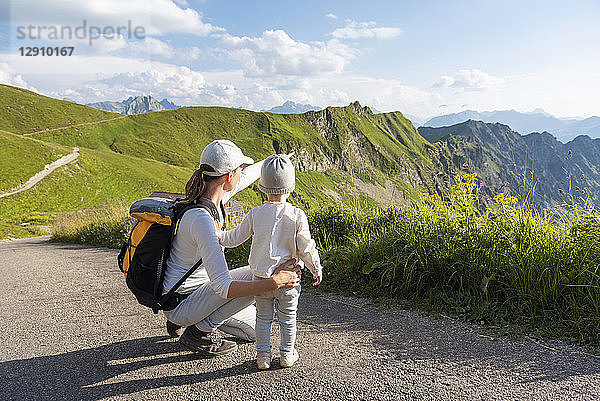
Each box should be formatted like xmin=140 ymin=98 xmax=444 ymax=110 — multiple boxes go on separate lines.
xmin=29 ymin=99 xmax=435 ymax=204
xmin=0 ymin=130 xmax=73 ymax=190
xmin=0 ymin=84 xmax=119 ymax=134
xmin=33 ymin=106 xmax=272 ymax=168
xmin=33 ymin=101 xmax=431 ymax=183
xmin=0 ymin=86 xmax=439 ymax=239
xmin=0 ymin=147 xmax=194 ymax=238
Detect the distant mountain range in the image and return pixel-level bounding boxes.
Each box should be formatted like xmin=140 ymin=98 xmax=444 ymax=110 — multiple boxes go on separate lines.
xmin=422 ymin=109 xmax=600 ymax=143
xmin=86 ymin=95 xmax=179 ymax=115
xmin=264 ymin=100 xmax=389 ymax=115
xmin=264 ymin=101 xmax=321 ymax=114
xmin=420 ymin=119 xmax=600 ymax=209
xmin=404 ymin=114 xmax=425 ymax=127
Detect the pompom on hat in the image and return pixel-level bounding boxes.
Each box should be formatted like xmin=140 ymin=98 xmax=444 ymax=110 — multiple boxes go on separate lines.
xmin=199 ymin=140 xmax=254 ymax=176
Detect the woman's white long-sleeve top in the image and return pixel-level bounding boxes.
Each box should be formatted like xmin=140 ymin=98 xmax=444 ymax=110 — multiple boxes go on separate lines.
xmin=162 ymin=160 xmax=263 ymax=298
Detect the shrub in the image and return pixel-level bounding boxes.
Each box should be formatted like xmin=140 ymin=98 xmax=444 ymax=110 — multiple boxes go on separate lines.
xmin=51 ymin=204 xmax=134 ymax=249
xmin=314 ymin=173 xmax=600 ymax=344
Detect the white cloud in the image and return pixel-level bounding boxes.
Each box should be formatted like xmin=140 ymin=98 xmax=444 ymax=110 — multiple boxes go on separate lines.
xmin=332 ymin=20 xmax=401 ymax=40
xmin=1 ymin=46 xmax=445 ymax=118
xmin=434 ymin=75 xmax=455 ymax=88
xmin=5 ymin=48 xmax=436 ymax=114
xmin=40 ymin=65 xmax=252 ymax=108
xmin=203 ymin=70 xmax=439 ymax=115
xmin=64 ymin=65 xmax=208 ymax=103
xmin=433 ymin=69 xmax=503 ymax=91
xmin=218 ymin=30 xmax=357 ymax=77
xmin=10 ymin=0 xmax=223 ymax=37
xmin=125 ymin=37 xmax=201 ymax=60
xmin=0 ymin=62 xmax=36 ymax=91
xmin=326 ymin=13 xmax=338 ymax=19
xmin=311 ymin=74 xmax=441 ymax=114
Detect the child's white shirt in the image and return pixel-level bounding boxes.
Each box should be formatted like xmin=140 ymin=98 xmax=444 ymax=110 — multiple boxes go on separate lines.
xmin=218 ymin=201 xmax=322 ymax=279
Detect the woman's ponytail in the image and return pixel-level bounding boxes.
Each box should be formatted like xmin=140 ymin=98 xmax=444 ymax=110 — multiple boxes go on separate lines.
xmin=178 ymin=164 xmax=219 ymax=208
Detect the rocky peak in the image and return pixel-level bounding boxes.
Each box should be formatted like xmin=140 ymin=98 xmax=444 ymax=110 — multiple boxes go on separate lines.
xmin=346 ymin=101 xmax=374 ymax=117
xmin=87 ymin=95 xmax=179 ymax=115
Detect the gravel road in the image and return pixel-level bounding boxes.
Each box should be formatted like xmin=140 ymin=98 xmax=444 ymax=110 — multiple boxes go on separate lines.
xmin=2 ymin=237 xmax=599 ymax=400
xmin=0 ymin=148 xmax=79 ymax=199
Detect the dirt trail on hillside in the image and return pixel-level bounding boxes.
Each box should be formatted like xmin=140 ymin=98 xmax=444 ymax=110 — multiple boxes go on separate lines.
xmin=2 ymin=237 xmax=599 ymax=400
xmin=22 ymin=115 xmax=127 ymax=136
xmin=0 ymin=147 xmax=79 ymax=199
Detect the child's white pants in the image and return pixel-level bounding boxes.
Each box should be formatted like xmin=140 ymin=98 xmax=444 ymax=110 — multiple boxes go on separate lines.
xmin=254 ymin=283 xmax=300 ymax=354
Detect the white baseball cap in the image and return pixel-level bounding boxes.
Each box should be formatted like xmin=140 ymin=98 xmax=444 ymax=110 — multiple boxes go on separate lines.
xmin=199 ymin=140 xmax=254 ymax=176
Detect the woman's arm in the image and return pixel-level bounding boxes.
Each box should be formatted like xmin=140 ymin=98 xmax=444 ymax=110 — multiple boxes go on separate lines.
xmin=226 ymin=259 xmax=301 ymax=298
xmin=223 ymin=159 xmax=265 ymax=203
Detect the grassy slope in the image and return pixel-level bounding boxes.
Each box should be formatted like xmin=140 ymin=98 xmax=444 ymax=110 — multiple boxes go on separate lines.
xmin=33 ymin=103 xmax=429 ymax=208
xmin=0 ymin=147 xmax=194 ymax=238
xmin=0 ymin=84 xmax=119 ymax=134
xmin=0 ymin=87 xmax=437 ymax=238
xmin=32 ymin=107 xmax=347 ymax=208
xmin=374 ymin=111 xmax=432 ymax=163
xmin=35 ymin=103 xmax=431 ymax=173
xmin=0 ymin=130 xmax=73 ymax=190
xmin=33 ymin=107 xmax=273 ymax=167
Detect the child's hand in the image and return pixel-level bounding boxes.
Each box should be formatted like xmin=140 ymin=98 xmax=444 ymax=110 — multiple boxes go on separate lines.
xmin=313 ymin=275 xmax=322 ymax=286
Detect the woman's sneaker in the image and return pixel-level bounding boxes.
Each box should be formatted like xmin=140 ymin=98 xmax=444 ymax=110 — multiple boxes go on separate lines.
xmin=179 ymin=326 xmax=237 ymax=357
xmin=256 ymin=351 xmax=272 ymax=370
xmin=166 ymin=320 xmax=184 ymax=338
xmin=279 ymin=349 xmax=299 ymax=368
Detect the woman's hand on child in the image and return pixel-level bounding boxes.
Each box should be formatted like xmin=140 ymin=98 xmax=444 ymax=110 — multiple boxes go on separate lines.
xmin=313 ymin=275 xmax=322 ymax=286
xmin=271 ymin=270 xmax=300 ymax=289
xmin=271 ymin=258 xmax=301 ymax=288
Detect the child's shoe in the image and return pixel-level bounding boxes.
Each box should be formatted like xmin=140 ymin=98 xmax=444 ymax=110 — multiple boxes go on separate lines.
xmin=257 ymin=351 xmax=272 ymax=370
xmin=279 ymin=349 xmax=299 ymax=368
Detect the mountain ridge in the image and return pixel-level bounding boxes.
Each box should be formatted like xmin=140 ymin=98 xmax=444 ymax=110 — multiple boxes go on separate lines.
xmin=1 ymin=84 xmax=445 ymax=238
xmin=2 ymin=83 xmax=600 ymax=240
xmin=420 ymin=119 xmax=600 ymax=210
xmin=423 ymin=109 xmax=600 ymax=143
xmin=86 ymin=95 xmax=180 ymax=115
xmin=264 ymin=100 xmax=321 ymax=114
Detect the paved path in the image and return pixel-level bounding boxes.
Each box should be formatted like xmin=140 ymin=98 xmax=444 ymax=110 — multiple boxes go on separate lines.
xmin=2 ymin=237 xmax=600 ymax=401
xmin=22 ymin=116 xmax=127 ymax=136
xmin=0 ymin=148 xmax=80 ymax=199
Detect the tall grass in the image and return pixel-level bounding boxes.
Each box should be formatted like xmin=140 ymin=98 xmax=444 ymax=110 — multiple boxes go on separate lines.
xmin=51 ymin=204 xmax=133 ymax=248
xmin=311 ymin=173 xmax=600 ymax=344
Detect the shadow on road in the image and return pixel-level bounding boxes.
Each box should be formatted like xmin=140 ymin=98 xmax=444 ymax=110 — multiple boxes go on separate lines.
xmin=0 ymin=336 xmax=256 ymax=401
xmin=298 ymin=294 xmax=600 ymax=383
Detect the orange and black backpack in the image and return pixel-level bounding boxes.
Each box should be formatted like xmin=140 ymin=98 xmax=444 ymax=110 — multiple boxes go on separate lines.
xmin=117 ymin=197 xmax=223 ymax=313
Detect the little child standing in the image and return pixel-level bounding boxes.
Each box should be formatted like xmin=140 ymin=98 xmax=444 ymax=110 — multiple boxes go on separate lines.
xmin=218 ymin=154 xmax=322 ymax=369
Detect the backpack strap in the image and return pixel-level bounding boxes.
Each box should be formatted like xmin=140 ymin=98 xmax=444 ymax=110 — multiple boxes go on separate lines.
xmin=219 ymin=200 xmax=227 ymax=231
xmin=157 ymin=257 xmax=203 ymax=308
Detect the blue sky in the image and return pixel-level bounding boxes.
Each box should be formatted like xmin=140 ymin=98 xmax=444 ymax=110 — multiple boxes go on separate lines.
xmin=0 ymin=0 xmax=599 ymax=119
